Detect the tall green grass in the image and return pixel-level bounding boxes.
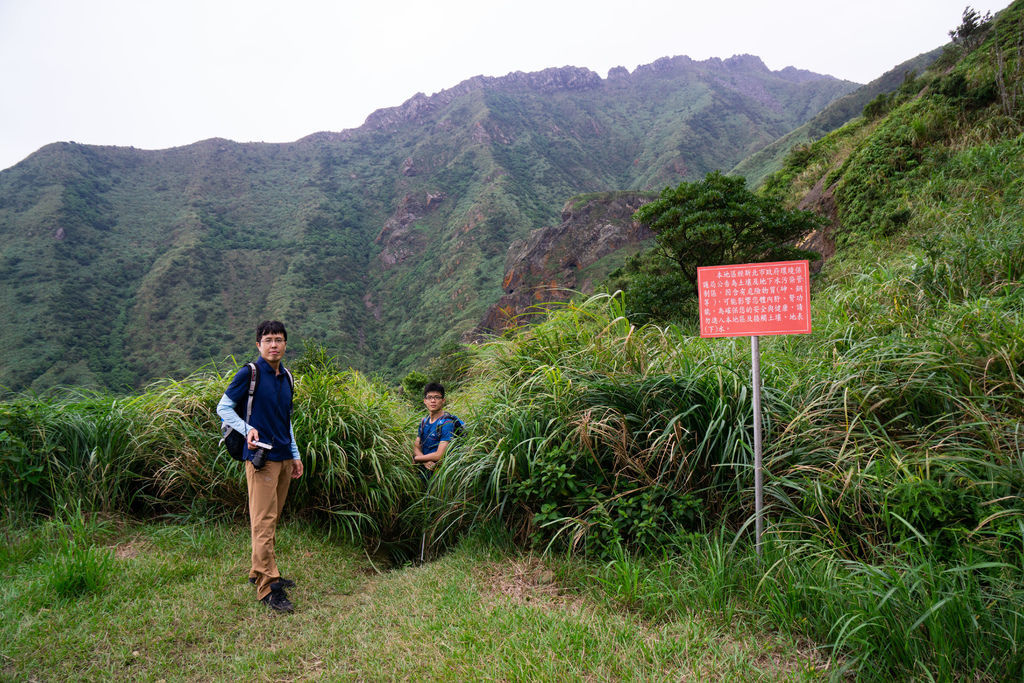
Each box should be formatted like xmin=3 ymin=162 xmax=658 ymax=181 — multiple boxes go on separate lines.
xmin=0 ymin=390 xmax=153 ymax=514
xmin=589 ymin=531 xmax=1024 ymax=679
xmin=0 ymin=362 xmax=425 ymax=549
xmin=287 ymin=368 xmax=419 ymax=545
xmin=424 ymin=295 xmax=755 ymax=556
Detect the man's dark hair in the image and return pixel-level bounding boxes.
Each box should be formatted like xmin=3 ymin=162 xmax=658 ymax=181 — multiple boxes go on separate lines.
xmin=423 ymin=382 xmax=445 ymax=398
xmin=256 ymin=320 xmax=288 ymax=342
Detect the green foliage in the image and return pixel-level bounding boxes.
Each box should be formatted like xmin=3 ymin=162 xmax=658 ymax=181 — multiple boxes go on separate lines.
xmin=885 ymin=475 xmax=981 ymax=555
xmin=1 ymin=157 xmax=1023 ymax=673
xmin=0 ymin=424 xmax=44 ymax=508
xmin=832 ymin=90 xmax=1021 ymax=244
xmin=758 ymin=121 xmax=872 ymax=201
xmin=0 ymin=363 xmax=423 ymax=548
xmin=502 ymin=441 xmax=704 ymax=554
xmin=291 ymin=339 xmax=342 ymax=375
xmin=36 ymin=505 xmax=115 ymax=603
xmin=0 ymin=391 xmax=153 ymax=515
xmin=607 ymin=251 xmax=698 ymax=322
xmin=763 ymin=1 xmax=1024 ymax=252
xmin=400 ymin=370 xmax=429 ymax=404
xmin=733 ymin=47 xmax=947 ymax=188
xmin=863 ymin=91 xmax=895 ymax=119
xmin=44 ymin=537 xmax=114 ymax=601
xmin=287 ymin=367 xmax=420 ymax=546
xmin=422 ymin=342 xmax=475 ymax=390
xmin=426 ymin=295 xmax=761 ymax=557
xmin=934 ymin=71 xmax=999 ymax=109
xmin=620 ymin=533 xmax=1024 ymax=679
xmin=612 ymin=171 xmax=823 ymax=321
xmin=633 ymin=171 xmax=824 ymax=284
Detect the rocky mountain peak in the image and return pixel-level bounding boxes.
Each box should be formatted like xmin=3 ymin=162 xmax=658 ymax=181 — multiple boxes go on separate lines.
xmin=723 ymin=54 xmax=770 ymax=71
xmin=362 ymin=66 xmax=603 ymax=131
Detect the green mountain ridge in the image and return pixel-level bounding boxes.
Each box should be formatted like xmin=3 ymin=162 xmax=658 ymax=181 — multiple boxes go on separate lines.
xmin=731 ymin=46 xmax=947 ymax=187
xmin=0 ymin=54 xmax=859 ymax=393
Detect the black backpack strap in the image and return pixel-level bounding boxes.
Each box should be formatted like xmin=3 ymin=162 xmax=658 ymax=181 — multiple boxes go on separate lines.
xmin=436 ymin=413 xmax=461 ymax=438
xmin=445 ymin=413 xmax=464 ymax=436
xmin=283 ymin=367 xmax=295 ymax=410
xmin=244 ymin=362 xmax=259 ymax=428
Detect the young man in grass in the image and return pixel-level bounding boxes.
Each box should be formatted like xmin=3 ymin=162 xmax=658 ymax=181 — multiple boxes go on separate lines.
xmin=217 ymin=320 xmax=303 ymax=613
xmin=412 ymin=382 xmax=460 ymax=481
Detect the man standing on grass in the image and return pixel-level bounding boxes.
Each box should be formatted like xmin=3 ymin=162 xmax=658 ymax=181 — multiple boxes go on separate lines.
xmin=217 ymin=320 xmax=303 ymax=613
xmin=412 ymin=382 xmax=461 ymax=482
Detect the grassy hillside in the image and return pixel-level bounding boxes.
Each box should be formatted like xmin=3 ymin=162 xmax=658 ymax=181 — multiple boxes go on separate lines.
xmin=761 ymin=2 xmax=1023 ymax=250
xmin=732 ymin=47 xmax=945 ymax=187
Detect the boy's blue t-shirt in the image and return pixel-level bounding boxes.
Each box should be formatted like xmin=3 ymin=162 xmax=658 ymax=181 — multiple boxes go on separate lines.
xmin=224 ymin=356 xmax=294 ymax=461
xmin=419 ymin=414 xmax=457 ymax=455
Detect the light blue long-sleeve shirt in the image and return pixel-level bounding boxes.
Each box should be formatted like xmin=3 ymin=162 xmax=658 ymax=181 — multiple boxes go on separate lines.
xmin=217 ymin=393 xmax=301 ymax=460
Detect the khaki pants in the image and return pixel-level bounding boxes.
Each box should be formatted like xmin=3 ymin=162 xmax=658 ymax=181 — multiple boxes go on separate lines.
xmin=246 ymin=459 xmax=293 ymax=600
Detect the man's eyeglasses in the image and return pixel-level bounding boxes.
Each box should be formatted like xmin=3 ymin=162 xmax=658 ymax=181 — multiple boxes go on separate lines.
xmin=260 ymin=337 xmax=286 ymax=345
xmin=424 ymin=395 xmax=444 ymax=401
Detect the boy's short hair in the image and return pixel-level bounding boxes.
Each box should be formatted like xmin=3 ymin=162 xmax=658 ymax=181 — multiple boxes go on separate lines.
xmin=256 ymin=320 xmax=288 ymax=342
xmin=423 ymin=382 xmax=446 ymax=398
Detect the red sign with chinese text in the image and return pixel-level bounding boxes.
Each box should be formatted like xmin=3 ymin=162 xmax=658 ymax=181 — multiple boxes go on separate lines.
xmin=697 ymin=260 xmax=811 ymax=338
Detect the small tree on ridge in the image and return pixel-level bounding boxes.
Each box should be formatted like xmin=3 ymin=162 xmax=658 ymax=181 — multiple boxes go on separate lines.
xmin=610 ymin=171 xmax=822 ymax=322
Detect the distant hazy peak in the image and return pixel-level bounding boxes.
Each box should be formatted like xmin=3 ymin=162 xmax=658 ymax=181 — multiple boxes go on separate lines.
xmin=358 ymin=55 xmax=848 ymax=132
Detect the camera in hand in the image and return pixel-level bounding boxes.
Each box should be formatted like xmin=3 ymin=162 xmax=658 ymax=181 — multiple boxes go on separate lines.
xmin=250 ymin=440 xmax=272 ymax=470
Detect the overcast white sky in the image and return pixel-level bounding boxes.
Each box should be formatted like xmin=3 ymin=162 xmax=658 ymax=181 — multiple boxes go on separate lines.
xmin=0 ymin=0 xmax=1005 ymax=171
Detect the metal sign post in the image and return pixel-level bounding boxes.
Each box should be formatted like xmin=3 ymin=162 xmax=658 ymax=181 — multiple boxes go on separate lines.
xmin=751 ymin=335 xmax=763 ymax=560
xmin=696 ymin=260 xmax=812 ymax=560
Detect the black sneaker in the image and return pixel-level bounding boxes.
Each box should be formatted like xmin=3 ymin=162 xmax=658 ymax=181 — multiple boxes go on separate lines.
xmin=250 ymin=576 xmax=295 ymax=588
xmin=261 ymin=584 xmax=294 ymax=613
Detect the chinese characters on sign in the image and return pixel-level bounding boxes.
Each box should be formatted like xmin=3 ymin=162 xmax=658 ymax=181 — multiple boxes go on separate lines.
xmin=697 ymin=260 xmax=812 ymax=338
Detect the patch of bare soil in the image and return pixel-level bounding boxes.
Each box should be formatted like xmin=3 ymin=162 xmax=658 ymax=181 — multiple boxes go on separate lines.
xmin=714 ymin=629 xmax=840 ymax=680
xmin=478 ymin=556 xmax=579 ymax=609
xmin=113 ymin=537 xmax=151 ymax=560
xmin=797 ymin=177 xmax=840 ymax=269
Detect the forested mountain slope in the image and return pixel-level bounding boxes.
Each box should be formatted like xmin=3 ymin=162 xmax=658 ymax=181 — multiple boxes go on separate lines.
xmin=0 ymin=55 xmax=856 ymax=392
